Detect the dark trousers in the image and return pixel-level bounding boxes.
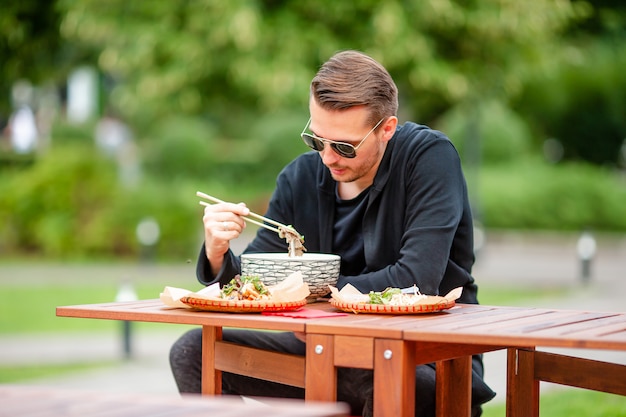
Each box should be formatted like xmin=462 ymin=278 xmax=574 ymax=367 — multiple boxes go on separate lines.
xmin=169 ymin=328 xmax=495 ymax=417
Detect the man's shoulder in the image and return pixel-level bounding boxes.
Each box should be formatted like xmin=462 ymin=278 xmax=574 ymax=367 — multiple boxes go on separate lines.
xmin=387 ymin=122 xmax=461 ymax=167
xmin=396 ymin=122 xmax=451 ymax=144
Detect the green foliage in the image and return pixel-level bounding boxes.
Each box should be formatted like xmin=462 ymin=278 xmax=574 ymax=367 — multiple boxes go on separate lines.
xmin=0 ymin=112 xmax=308 ymax=261
xmin=436 ymin=100 xmax=533 ymax=165
xmin=0 ymin=0 xmax=66 ymax=115
xmin=78 ymin=180 xmax=200 ymax=259
xmin=50 ymin=119 xmax=98 ymax=145
xmin=2 ymin=140 xmax=624 ymax=261
xmin=513 ymin=43 xmax=626 ymax=165
xmin=0 ymin=142 xmax=202 ymax=260
xmin=142 ymin=115 xmax=218 ymax=181
xmin=2 ymin=2 xmax=626 ymax=259
xmin=143 ymin=110 xmax=306 ymax=191
xmin=3 ymin=1 xmax=625 ymax=166
xmin=479 ymin=159 xmax=626 ymax=231
xmin=56 ymin=0 xmax=586 ymax=127
xmin=0 ymin=144 xmax=117 ymax=256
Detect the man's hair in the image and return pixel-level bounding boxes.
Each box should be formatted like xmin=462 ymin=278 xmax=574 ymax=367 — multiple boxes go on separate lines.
xmin=310 ymin=50 xmax=398 ymax=125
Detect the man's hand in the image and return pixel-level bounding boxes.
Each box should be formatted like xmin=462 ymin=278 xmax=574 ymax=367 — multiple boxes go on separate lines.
xmin=202 ymin=202 xmax=249 ymax=275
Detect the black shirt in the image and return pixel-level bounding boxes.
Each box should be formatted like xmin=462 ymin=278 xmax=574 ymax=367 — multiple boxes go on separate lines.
xmin=199 ymin=122 xmax=479 ymax=304
xmin=333 ymin=186 xmax=370 ymax=276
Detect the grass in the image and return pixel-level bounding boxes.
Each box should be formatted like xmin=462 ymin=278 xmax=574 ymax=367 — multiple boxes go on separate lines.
xmin=482 ymin=387 xmax=626 ymax=416
xmin=0 ymin=283 xmax=194 ymax=334
xmin=0 ymin=361 xmax=119 ymax=384
xmin=0 ymin=262 xmax=198 ymax=334
xmin=477 ymin=285 xmax=568 ymax=307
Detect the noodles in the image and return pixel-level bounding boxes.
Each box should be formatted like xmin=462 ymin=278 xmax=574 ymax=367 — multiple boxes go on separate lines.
xmin=279 ymin=225 xmax=306 ymax=257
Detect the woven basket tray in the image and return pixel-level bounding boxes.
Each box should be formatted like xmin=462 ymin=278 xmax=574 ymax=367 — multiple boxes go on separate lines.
xmin=329 ymin=298 xmax=455 ymax=314
xmin=180 ymin=296 xmax=307 ymax=313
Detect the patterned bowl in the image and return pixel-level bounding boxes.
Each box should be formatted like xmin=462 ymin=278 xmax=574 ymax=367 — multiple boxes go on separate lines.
xmin=240 ymin=253 xmax=341 ymax=299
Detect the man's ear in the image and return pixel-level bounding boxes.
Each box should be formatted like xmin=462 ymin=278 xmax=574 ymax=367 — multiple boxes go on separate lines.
xmin=381 ymin=116 xmax=398 ymax=141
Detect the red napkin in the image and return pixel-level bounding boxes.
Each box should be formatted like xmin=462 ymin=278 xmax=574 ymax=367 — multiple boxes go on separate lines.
xmin=262 ymin=308 xmax=348 ymax=318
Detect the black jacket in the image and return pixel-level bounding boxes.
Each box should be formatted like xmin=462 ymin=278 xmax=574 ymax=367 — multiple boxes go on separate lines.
xmin=197 ymin=122 xmax=479 ymax=304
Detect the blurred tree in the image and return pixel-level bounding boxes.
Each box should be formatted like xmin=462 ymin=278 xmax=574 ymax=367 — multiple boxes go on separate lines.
xmin=567 ymin=0 xmax=626 ymax=38
xmin=512 ymin=0 xmax=626 ymax=165
xmin=0 ymin=1 xmax=61 ymax=117
xmin=3 ymin=0 xmax=626 ymax=258
xmin=514 ymin=45 xmax=626 ymax=166
xmin=0 ymin=0 xmax=99 ymax=139
xmin=56 ymin=0 xmax=586 ymax=132
xmin=50 ymin=0 xmax=589 ymax=228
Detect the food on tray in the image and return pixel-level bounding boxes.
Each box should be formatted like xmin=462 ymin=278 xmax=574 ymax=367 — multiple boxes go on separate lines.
xmin=221 ymin=275 xmax=271 ymax=301
xmin=328 ymin=284 xmax=463 ymax=314
xmin=279 ymin=225 xmax=306 ymax=257
xmin=330 ymin=284 xmax=463 ymax=306
xmin=160 ymin=271 xmax=311 ymax=310
xmin=368 ymin=286 xmax=427 ymax=306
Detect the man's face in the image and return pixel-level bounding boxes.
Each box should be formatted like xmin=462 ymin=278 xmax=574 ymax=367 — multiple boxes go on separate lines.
xmin=307 ymin=100 xmax=387 ymax=185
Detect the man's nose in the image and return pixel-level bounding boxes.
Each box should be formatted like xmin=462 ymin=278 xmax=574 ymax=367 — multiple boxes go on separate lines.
xmin=320 ymin=145 xmax=341 ymax=164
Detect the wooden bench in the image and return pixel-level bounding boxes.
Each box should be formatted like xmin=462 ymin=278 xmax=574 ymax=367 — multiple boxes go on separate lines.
xmin=0 ymin=384 xmax=350 ymax=417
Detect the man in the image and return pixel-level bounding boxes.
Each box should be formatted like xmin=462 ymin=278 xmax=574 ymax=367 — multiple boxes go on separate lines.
xmin=170 ymin=50 xmax=495 ymax=416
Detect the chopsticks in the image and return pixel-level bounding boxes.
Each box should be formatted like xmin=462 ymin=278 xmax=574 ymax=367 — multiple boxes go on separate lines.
xmin=196 ymin=191 xmax=284 ymax=234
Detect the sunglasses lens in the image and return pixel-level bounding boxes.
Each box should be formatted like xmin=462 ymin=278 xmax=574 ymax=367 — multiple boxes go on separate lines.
xmin=301 ymin=133 xmax=357 ymax=158
xmin=301 ymin=134 xmax=325 ymax=152
xmin=331 ymin=143 xmax=356 ymax=158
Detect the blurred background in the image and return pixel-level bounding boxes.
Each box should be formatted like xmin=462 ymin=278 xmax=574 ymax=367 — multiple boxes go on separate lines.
xmin=1 ymin=1 xmax=625 ymax=415
xmin=1 ymin=0 xmax=625 ymax=260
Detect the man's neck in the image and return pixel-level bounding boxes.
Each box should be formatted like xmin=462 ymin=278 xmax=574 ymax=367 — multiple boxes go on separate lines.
xmin=337 ymin=182 xmax=366 ymax=200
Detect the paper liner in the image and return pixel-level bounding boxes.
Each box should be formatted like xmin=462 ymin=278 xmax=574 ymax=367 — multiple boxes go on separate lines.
xmin=179 ymin=297 xmax=307 ymax=313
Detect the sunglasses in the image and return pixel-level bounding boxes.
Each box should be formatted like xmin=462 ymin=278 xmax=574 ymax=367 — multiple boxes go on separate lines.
xmin=300 ymin=117 xmax=385 ymax=159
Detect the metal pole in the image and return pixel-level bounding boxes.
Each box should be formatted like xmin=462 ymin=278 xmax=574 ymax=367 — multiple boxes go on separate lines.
xmin=577 ymin=231 xmax=596 ymax=285
xmin=115 ymin=280 xmax=137 ymax=359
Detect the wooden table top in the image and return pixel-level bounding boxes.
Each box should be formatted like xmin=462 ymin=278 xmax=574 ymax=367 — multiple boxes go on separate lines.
xmin=0 ymin=385 xmax=350 ymax=417
xmin=57 ymin=300 xmax=626 ymax=351
xmin=307 ymin=303 xmax=626 ymax=351
xmin=401 ymin=304 xmax=626 ymax=351
xmin=56 ymin=299 xmax=314 ymax=332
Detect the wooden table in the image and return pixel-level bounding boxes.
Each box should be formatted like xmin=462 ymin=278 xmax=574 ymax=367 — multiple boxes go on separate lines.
xmin=57 ymin=299 xmax=418 ymax=416
xmin=57 ymin=299 xmax=316 ymax=395
xmin=399 ymin=304 xmax=626 ymax=417
xmin=0 ymin=384 xmax=350 ymax=417
xmin=57 ymin=301 xmax=626 ymax=417
xmin=304 ymin=303 xmax=505 ymax=417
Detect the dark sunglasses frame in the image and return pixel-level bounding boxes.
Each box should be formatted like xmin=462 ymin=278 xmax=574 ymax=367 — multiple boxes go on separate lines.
xmin=300 ymin=117 xmax=385 ymax=158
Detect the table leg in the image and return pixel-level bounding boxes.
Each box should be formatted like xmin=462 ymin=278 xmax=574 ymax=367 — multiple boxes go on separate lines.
xmin=435 ymin=356 xmax=472 ymax=417
xmin=374 ymin=339 xmax=415 ymax=417
xmin=201 ymin=325 xmax=222 ymax=395
xmin=305 ymin=333 xmax=337 ymax=402
xmin=506 ymin=348 xmax=539 ymax=417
